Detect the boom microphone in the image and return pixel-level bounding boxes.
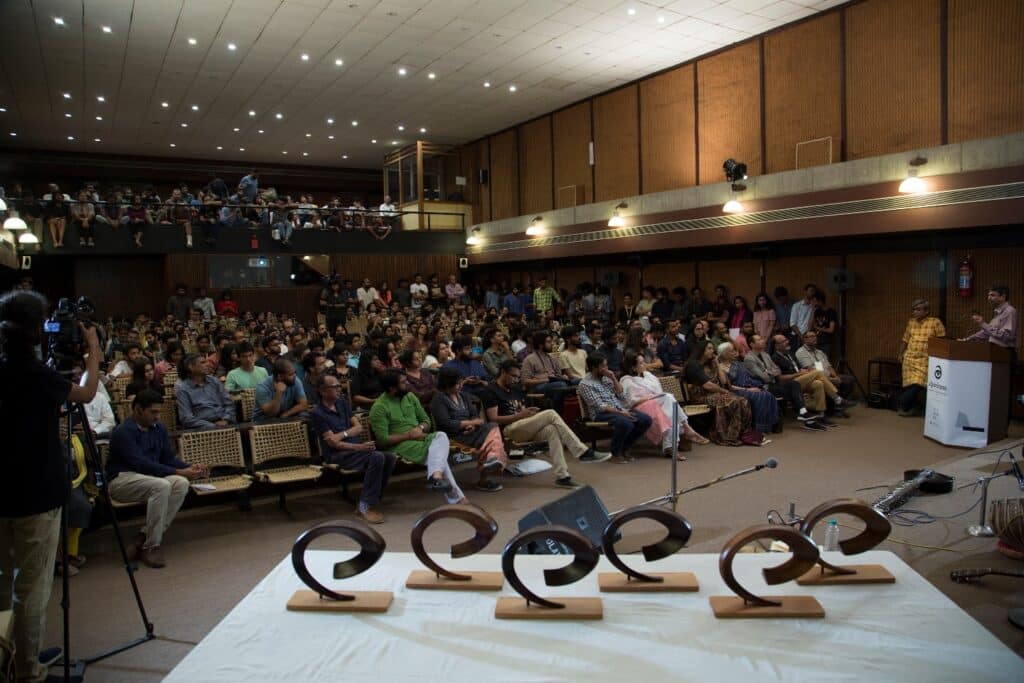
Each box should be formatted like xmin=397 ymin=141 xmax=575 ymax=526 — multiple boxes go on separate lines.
xmin=1008 ymin=453 xmax=1024 ymax=492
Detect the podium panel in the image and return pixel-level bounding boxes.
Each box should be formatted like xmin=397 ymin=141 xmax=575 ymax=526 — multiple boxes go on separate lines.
xmin=924 ymin=339 xmax=1011 ymax=447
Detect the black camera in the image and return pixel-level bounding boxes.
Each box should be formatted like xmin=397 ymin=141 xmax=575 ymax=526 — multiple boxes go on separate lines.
xmin=45 ymin=296 xmax=100 ymax=374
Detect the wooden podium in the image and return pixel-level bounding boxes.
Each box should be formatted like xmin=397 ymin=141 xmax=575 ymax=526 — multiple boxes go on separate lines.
xmin=924 ymin=338 xmax=1012 ymax=447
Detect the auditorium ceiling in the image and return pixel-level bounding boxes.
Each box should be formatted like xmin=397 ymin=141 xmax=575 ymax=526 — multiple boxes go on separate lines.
xmin=0 ymin=0 xmax=841 ymax=168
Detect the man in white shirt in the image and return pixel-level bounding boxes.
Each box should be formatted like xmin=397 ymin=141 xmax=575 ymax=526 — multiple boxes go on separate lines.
xmin=378 ymin=195 xmax=398 ymax=232
xmin=795 ymin=331 xmax=856 ymax=400
xmin=789 ymin=284 xmax=818 ymax=337
xmin=356 ymin=278 xmax=379 ymax=310
xmin=192 ymin=287 xmax=216 ymax=321
xmin=410 ymin=273 xmax=428 ymax=310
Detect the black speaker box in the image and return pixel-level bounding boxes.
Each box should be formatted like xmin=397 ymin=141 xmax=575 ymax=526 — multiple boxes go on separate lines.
xmin=516 ymin=485 xmax=614 ymax=554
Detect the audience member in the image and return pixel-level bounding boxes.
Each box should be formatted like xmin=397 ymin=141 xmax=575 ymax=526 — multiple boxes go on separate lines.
xmin=684 ymin=341 xmax=754 ymax=446
xmin=430 ymin=368 xmax=506 ymax=492
xmin=620 ymin=351 xmax=707 ymax=458
xmin=225 ymin=341 xmax=268 ymax=393
xmin=256 ymin=335 xmax=281 ymax=375
xmin=443 ymin=336 xmax=490 ymax=395
xmin=716 ymin=341 xmax=779 ymax=436
xmin=533 ymin=276 xmax=561 ymax=318
xmin=253 ymin=359 xmax=309 ymax=421
xmin=400 ymin=349 xmax=436 ymax=406
xmin=166 ymin=284 xmax=192 ymax=322
xmin=521 ymin=331 xmax=573 ymax=412
xmin=578 ymin=353 xmax=653 ymax=463
xmin=175 ymin=354 xmax=236 ymax=429
xmin=744 ymin=334 xmax=826 ymax=430
xmin=795 ymin=331 xmax=855 ymax=399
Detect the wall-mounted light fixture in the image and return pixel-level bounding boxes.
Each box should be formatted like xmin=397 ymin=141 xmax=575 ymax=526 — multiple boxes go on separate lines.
xmin=607 ymin=202 xmax=628 ymax=228
xmin=723 ymin=158 xmax=748 ymax=182
xmin=898 ymin=156 xmax=928 ymax=194
xmin=525 ymin=216 xmax=545 ymax=236
xmin=722 ymin=182 xmax=746 ymax=214
xmin=3 ymin=210 xmax=27 ymax=231
xmin=466 ymin=226 xmax=482 ymax=246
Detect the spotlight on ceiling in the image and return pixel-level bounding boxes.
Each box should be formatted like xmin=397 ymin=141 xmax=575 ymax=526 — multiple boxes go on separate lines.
xmin=898 ymin=156 xmax=928 ymax=194
xmin=466 ymin=226 xmax=482 ymax=246
xmin=607 ymin=202 xmax=628 ymax=228
xmin=525 ymin=216 xmax=545 ymax=236
xmin=723 ymin=158 xmax=748 ymax=183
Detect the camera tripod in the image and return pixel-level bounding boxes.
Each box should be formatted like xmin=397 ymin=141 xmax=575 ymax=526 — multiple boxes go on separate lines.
xmin=55 ymin=401 xmax=154 ymax=682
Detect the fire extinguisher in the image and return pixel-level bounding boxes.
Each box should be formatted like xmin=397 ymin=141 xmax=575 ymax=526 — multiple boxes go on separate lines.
xmin=957 ymin=255 xmax=973 ymax=298
xmin=250 ymin=233 xmax=258 ymax=250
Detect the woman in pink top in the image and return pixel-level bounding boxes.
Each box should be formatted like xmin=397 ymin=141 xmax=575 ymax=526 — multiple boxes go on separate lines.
xmin=752 ymin=292 xmax=777 ymax=340
xmin=729 ymin=295 xmax=753 ymax=330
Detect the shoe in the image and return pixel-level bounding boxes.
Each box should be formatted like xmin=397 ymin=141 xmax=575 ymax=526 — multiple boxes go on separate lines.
xmin=797 ymin=411 xmax=814 ymax=421
xmin=833 ymin=409 xmax=850 ymax=419
xmin=125 ymin=532 xmax=146 ymax=562
xmin=555 ymin=476 xmax=582 ymax=488
xmin=664 ymin=447 xmax=688 ymax=461
xmin=39 ymin=647 xmax=62 ymax=667
xmin=68 ymin=554 xmax=87 ymax=569
xmin=140 ymin=546 xmax=166 ymax=569
xmin=426 ymin=477 xmax=453 ymax=494
xmin=79 ymin=239 xmax=86 ymax=246
xmin=802 ymin=420 xmax=829 ymax=432
xmin=475 ymin=480 xmax=503 ymax=493
xmin=687 ymin=432 xmax=710 ymax=445
xmin=579 ymin=448 xmax=612 ymax=463
xmin=771 ymin=422 xmax=784 ymax=434
xmin=816 ymin=417 xmax=839 ymax=428
xmin=897 ymin=409 xmax=916 ymax=417
xmin=481 ymin=458 xmax=503 ymax=470
xmin=54 ymin=560 xmax=79 ymax=577
xmin=356 ymin=507 xmax=384 ymax=524
xmin=838 ymin=398 xmax=859 ymax=408
xmin=610 ymin=455 xmax=631 ymax=464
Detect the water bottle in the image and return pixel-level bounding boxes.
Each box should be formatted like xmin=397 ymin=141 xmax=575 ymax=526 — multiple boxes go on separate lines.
xmin=823 ymin=519 xmax=840 ymax=552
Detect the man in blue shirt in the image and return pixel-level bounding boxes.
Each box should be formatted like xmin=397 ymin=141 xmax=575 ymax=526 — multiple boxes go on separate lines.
xmin=238 ymin=169 xmax=259 ymax=203
xmin=789 ymin=284 xmax=818 ymax=337
xmin=310 ymin=376 xmax=396 ymax=524
xmin=503 ymin=284 xmax=524 ymax=315
xmin=253 ymin=359 xmax=309 ymax=421
xmin=443 ymin=336 xmax=491 ymax=397
xmin=175 ymin=354 xmax=236 ymax=429
xmin=107 ymin=390 xmax=209 ymax=568
xmin=657 ymin=319 xmax=689 ymax=373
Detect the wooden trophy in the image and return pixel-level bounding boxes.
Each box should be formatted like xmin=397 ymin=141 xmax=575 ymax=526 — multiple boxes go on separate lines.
xmin=406 ymin=503 xmax=504 ymax=590
xmin=598 ymin=504 xmax=699 ymax=592
xmin=286 ymin=519 xmax=393 ymax=613
xmin=495 ymin=524 xmax=602 ymax=620
xmin=709 ymin=524 xmax=824 ymax=619
xmin=796 ymin=498 xmax=894 ymax=585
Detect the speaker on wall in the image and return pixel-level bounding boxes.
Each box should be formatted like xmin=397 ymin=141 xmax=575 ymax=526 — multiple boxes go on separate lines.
xmin=478 ymin=169 xmax=489 ymax=185
xmin=517 ymin=485 xmax=615 ymax=554
xmin=825 ymin=267 xmax=855 ymax=291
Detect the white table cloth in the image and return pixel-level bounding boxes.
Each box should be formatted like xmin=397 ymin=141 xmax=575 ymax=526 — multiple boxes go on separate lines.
xmin=165 ymin=550 xmax=1023 ymax=682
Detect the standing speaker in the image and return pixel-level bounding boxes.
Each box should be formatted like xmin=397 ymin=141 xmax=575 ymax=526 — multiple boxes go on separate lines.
xmin=517 ymin=485 xmax=614 ymax=554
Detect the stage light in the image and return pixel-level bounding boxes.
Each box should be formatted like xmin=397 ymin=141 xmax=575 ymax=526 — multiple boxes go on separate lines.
xmin=607 ymin=202 xmax=628 ymax=228
xmin=276 ymin=113 xmax=283 ymax=119
xmin=420 ymin=127 xmax=426 ymax=133
xmin=466 ymin=227 xmax=482 ymax=246
xmin=723 ymin=158 xmax=748 ymax=182
xmin=508 ymin=84 xmax=517 ymax=92
xmin=526 ymin=216 xmax=545 ymax=236
xmin=899 ymin=156 xmax=928 ymax=194
xmin=191 ymin=104 xmax=199 ymax=111
xmin=398 ymin=67 xmax=407 ymax=76
xmin=63 ymin=92 xmax=71 ymax=99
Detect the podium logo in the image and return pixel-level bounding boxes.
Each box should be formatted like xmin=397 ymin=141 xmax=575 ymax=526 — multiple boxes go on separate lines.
xmin=934 ymin=365 xmax=943 ymax=380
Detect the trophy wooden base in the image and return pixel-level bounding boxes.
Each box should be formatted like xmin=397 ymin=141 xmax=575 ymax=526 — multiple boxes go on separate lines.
xmin=405 ymin=570 xmax=505 ymax=590
xmin=597 ymin=572 xmax=699 ymax=592
xmin=796 ymin=564 xmax=895 ymax=586
xmin=286 ymin=590 xmax=393 ymax=613
xmin=495 ymin=597 xmax=603 ymax=620
xmin=709 ymin=595 xmax=824 ymax=619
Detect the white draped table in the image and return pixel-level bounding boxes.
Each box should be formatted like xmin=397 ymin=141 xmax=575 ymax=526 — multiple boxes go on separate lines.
xmin=165 ymin=550 xmax=1022 ymax=682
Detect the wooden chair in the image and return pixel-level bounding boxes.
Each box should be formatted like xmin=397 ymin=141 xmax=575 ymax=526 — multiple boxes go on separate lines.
xmin=657 ymin=375 xmax=712 ymax=419
xmin=110 ymin=376 xmax=131 ymax=402
xmin=112 ymin=399 xmax=132 ymax=423
xmin=315 ymin=424 xmax=364 ymax=502
xmin=574 ymin=388 xmax=613 ymax=450
xmin=238 ymin=388 xmax=256 ymax=422
xmin=159 ymin=399 xmax=178 ymax=431
xmin=247 ymin=420 xmax=321 ymax=508
xmin=174 ymin=428 xmax=253 ymax=502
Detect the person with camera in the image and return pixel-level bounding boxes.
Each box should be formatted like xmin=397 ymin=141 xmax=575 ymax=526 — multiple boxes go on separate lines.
xmin=0 ymin=289 xmax=101 ymax=682
xmin=107 ymin=390 xmax=209 ymax=569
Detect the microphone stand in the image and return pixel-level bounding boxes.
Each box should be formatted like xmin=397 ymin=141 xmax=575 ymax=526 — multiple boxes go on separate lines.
xmin=967 ymin=468 xmax=1017 ymax=537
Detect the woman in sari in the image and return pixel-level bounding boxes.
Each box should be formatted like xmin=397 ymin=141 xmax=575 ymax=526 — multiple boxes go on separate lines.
xmin=621 ymin=351 xmax=709 ymax=460
xmin=683 ymin=341 xmax=754 ymax=446
xmin=716 ymin=341 xmax=778 ymax=437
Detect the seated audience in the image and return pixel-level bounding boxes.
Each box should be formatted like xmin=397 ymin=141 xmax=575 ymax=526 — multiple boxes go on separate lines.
xmin=521 ymin=331 xmax=573 ymax=412
xmin=369 ymin=371 xmax=466 ymax=504
xmin=657 ymin=319 xmax=688 ymax=373
xmin=175 ymin=354 xmax=236 ymax=429
xmin=225 ymin=341 xmax=269 ymax=393
xmin=107 ymin=390 xmax=210 ymax=568
xmin=795 ymin=331 xmax=856 ymax=399
xmin=430 ymin=368 xmax=506 ymax=492
xmin=127 ymin=359 xmax=161 ymax=401
xmin=716 ymin=341 xmax=779 ymax=436
xmin=253 ymin=359 xmax=309 ymax=422
xmin=560 ymin=325 xmax=588 ymax=380
xmin=351 ymin=348 xmax=385 ymax=408
xmin=310 ymin=376 xmax=397 ymax=524
xmin=771 ymin=334 xmax=846 ymax=419
xmin=442 ymin=336 xmax=490 ymax=396
xmin=111 ymin=343 xmax=144 ymax=378
xmin=256 ymin=335 xmax=281 ymax=375
xmin=481 ymin=328 xmax=513 ymax=378
xmin=684 ymin=341 xmax=754 ymax=446
xmin=400 ymin=349 xmax=436 ymax=406
xmin=578 ymin=353 xmax=654 ymax=463
xmin=744 ymin=333 xmax=826 ymax=430
xmin=154 ymin=341 xmax=183 ymax=385
xmin=620 ymin=351 xmax=708 ymax=459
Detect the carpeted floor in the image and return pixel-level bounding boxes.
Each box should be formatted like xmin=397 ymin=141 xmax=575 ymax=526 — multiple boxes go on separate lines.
xmin=44 ymin=410 xmax=1024 ymax=681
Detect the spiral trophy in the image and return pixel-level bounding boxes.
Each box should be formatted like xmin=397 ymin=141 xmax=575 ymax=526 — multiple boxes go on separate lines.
xmin=796 ymin=498 xmax=895 ymax=585
xmin=406 ymin=504 xmax=504 ymax=590
xmin=598 ymin=504 xmax=699 ymax=592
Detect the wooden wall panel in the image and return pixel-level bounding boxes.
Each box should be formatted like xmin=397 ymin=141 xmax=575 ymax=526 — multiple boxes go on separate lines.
xmin=478 ymin=140 xmax=491 ymax=223
xmin=948 ymin=0 xmax=1024 ymax=143
xmin=518 ymin=116 xmax=553 ymax=216
xmin=846 ymin=251 xmax=941 ymax=384
xmin=164 ymin=253 xmax=209 ymax=292
xmin=640 ymin=65 xmax=697 ymax=194
xmin=764 ymin=255 xmax=842 ymax=302
xmin=764 ymin=13 xmax=842 ymax=172
xmin=488 ymin=130 xmax=519 ymax=220
xmin=554 ymin=266 xmax=595 ymax=297
xmin=228 ymin=287 xmax=322 ymax=324
xmin=846 ymin=0 xmax=942 ymax=159
xmin=946 ymin=247 xmax=1024 ymax=355
xmin=553 ymin=102 xmax=593 ymax=207
xmin=593 ymin=85 xmax=640 ymax=201
xmin=697 ymin=41 xmax=762 ymax=184
xmin=643 ymin=262 xmax=697 ymax=293
xmin=698 ymin=259 xmax=763 ymax=306
xmin=329 ymin=253 xmax=459 ymax=289
xmin=74 ymin=256 xmax=166 ymax=320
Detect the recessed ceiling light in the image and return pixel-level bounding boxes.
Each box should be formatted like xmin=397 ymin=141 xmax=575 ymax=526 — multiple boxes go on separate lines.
xmin=239 ymin=147 xmax=245 ymax=151
xmin=420 ymin=127 xmax=426 ymax=133
xmin=94 ymin=138 xmax=101 ymax=142
xmin=95 ymin=116 xmax=102 ymax=121
xmin=63 ymin=92 xmax=71 ymax=99
xmin=169 ymin=143 xmax=176 ymax=147
xmin=627 ymin=7 xmax=636 ymax=16
xmin=188 ymin=37 xmax=197 ymax=45
xmin=191 ymin=104 xmax=199 ymax=111
xmin=397 ymin=125 xmax=404 ymax=131
xmin=282 ymin=150 xmax=288 ymax=154
xmin=97 ymin=95 xmax=105 ymax=102
xmin=483 ymin=81 xmax=490 ymax=88
xmin=0 ymin=107 xmax=6 ymax=112
xmin=302 ymin=152 xmax=309 ymax=156
xmin=326 ymin=118 xmax=334 ymax=124
xmin=342 ymin=154 xmax=348 ymax=159
xmin=249 ymin=110 xmax=256 ymax=116
xmin=275 ymin=113 xmax=283 ymax=119
xmin=258 ymin=129 xmax=264 ymax=134
xmin=508 ymin=84 xmax=517 ymax=92
xmin=64 ymin=113 xmax=72 ymax=118
xmin=233 ymin=127 xmax=240 ymax=132
xmin=391 ymin=140 xmax=398 ymax=145
xmin=351 ymin=120 xmax=358 ymax=126
xmin=54 ymin=17 xmax=65 ymax=26
xmin=102 ymin=26 xmax=112 ymax=33
xmin=181 ymin=123 xmax=188 ymax=128
xmin=427 ymin=72 xmax=436 ymax=79
xmin=397 ymin=67 xmax=407 ymax=76
xmin=161 ymin=101 xmax=168 ymax=108
xmin=305 ymin=133 xmax=311 ymax=137
xmin=67 ymin=136 xmax=74 ymax=141
xmin=335 ymin=58 xmax=343 ymax=66
xmin=217 ymin=145 xmax=223 ymax=150
xmin=227 ymin=42 xmax=237 ymax=50
xmin=371 ymin=139 xmax=377 ymax=143
xmin=328 ymin=134 xmax=334 ymax=139
xmin=657 ymin=16 xmax=665 ymax=24
xmin=301 ymin=53 xmax=309 ymax=61
xmin=9 ymin=132 xmax=16 ymax=137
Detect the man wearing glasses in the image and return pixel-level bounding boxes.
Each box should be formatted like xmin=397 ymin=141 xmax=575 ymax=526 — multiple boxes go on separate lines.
xmin=311 ymin=376 xmax=397 ymax=524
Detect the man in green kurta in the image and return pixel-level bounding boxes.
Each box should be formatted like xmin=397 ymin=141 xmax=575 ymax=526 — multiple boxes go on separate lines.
xmin=369 ymin=371 xmax=467 ymax=504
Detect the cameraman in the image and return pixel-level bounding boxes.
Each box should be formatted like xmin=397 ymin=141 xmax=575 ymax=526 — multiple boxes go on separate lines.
xmin=0 ymin=289 xmax=100 ymax=682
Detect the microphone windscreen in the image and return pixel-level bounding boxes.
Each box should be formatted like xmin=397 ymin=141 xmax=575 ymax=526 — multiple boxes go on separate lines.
xmin=764 ymin=458 xmax=779 ymax=469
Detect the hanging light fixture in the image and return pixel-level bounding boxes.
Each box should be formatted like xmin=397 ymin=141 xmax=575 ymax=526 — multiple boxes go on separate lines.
xmin=18 ymin=231 xmax=39 ymax=244
xmin=466 ymin=227 xmax=482 ymax=246
xmin=898 ymin=156 xmax=928 ymax=194
xmin=3 ymin=210 xmax=27 ymax=230
xmin=525 ymin=216 xmax=545 ymax=236
xmin=607 ymin=202 xmax=628 ymax=228
xmin=0 ymin=197 xmax=6 ymax=211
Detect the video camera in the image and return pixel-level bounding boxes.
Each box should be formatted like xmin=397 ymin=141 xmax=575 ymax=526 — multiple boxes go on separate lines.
xmin=44 ymin=296 xmax=102 ymax=374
